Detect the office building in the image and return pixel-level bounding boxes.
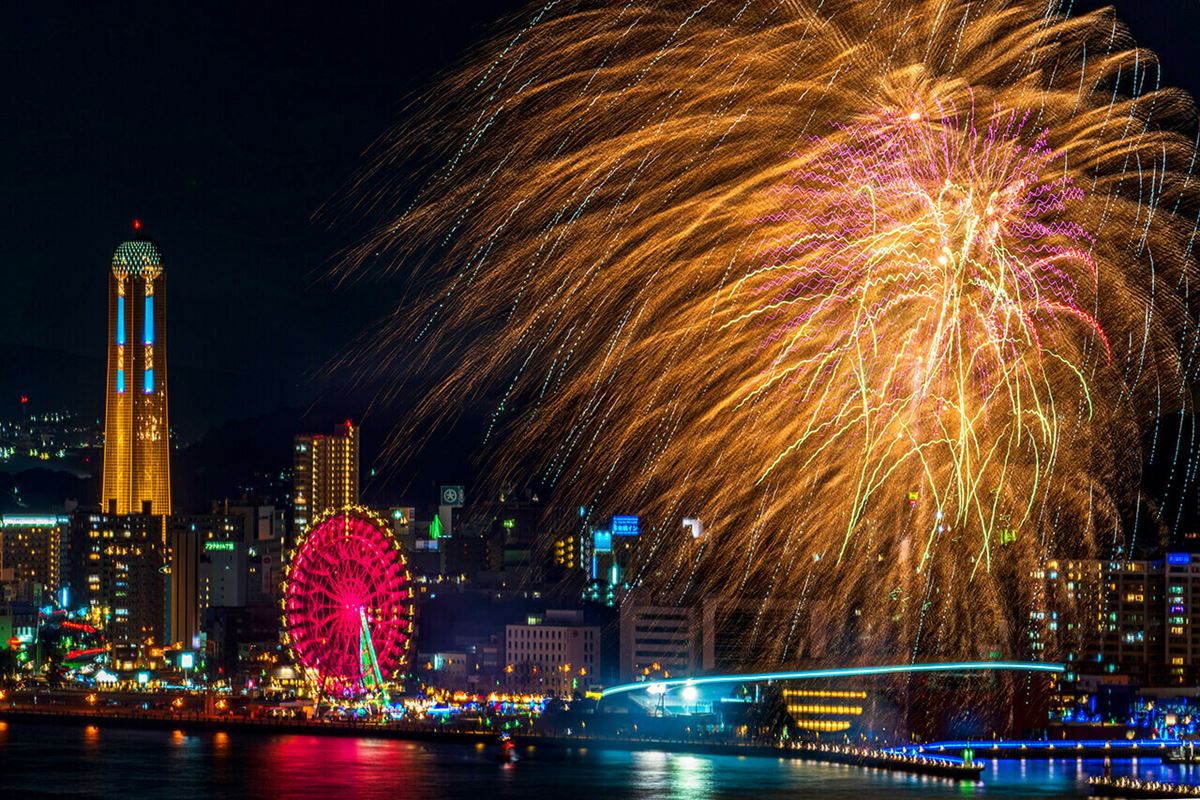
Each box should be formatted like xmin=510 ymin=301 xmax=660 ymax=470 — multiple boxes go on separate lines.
xmin=619 ymin=603 xmax=700 ymax=681
xmin=201 ymin=539 xmax=248 ymax=609
xmin=166 ymin=513 xmax=242 ymax=650
xmin=504 ymin=609 xmax=600 ymax=695
xmin=72 ymin=511 xmax=165 ymax=663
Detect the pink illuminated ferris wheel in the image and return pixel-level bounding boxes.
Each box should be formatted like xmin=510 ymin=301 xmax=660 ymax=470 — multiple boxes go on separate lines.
xmin=282 ymin=507 xmax=415 ymax=700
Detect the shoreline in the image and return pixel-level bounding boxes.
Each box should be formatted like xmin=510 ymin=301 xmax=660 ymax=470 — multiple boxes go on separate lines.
xmin=0 ymin=706 xmax=982 ymax=780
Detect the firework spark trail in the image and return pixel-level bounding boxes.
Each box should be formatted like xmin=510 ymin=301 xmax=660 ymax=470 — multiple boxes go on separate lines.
xmin=341 ymin=0 xmax=1200 ymax=668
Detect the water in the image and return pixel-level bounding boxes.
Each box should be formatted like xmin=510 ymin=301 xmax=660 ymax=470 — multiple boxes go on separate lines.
xmin=2 ymin=721 xmax=1199 ymax=799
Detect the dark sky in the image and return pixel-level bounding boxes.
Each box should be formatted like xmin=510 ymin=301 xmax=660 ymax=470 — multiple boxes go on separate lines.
xmin=2 ymin=1 xmax=1198 ymax=443
xmin=1 ymin=2 xmax=520 ymax=441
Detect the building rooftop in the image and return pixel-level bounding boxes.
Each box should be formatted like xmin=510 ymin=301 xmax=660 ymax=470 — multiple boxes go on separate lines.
xmin=111 ymin=238 xmax=163 ymax=279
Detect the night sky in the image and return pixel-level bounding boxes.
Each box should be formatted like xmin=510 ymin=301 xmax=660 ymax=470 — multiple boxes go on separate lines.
xmin=3 ymin=1 xmax=1199 ymax=445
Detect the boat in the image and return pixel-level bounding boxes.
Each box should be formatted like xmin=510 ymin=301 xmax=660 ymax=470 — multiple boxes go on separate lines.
xmin=496 ymin=732 xmax=519 ymax=764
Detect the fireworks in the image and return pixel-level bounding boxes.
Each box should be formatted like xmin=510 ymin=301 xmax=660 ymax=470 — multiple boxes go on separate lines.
xmin=343 ymin=1 xmax=1200 ymax=667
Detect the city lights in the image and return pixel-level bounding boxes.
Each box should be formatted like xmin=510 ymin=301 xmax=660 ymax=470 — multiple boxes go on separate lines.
xmin=3 ymin=1 xmax=1200 ymax=797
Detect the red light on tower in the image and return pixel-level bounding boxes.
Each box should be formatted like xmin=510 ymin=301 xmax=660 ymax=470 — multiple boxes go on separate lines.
xmin=19 ymin=395 xmax=28 ymax=405
xmin=132 ymin=218 xmax=143 ymax=232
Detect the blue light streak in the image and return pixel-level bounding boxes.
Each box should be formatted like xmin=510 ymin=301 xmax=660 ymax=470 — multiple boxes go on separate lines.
xmin=889 ymin=738 xmax=1180 ymax=753
xmin=599 ymin=661 xmax=1065 ymax=699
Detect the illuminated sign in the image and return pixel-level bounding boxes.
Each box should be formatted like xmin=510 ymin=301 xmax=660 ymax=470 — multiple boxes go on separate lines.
xmin=440 ymin=486 xmax=465 ymax=507
xmin=0 ymin=515 xmax=67 ymax=528
xmin=593 ymin=530 xmax=612 ymax=554
xmin=612 ymin=515 xmax=639 ymax=537
xmin=1168 ymin=553 xmax=1192 ymax=566
xmin=205 ymin=541 xmax=236 ymax=552
xmin=179 ymin=652 xmax=195 ymax=670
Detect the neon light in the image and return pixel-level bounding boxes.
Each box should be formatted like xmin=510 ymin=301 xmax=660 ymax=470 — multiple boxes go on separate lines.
xmin=116 ymin=296 xmax=125 ymax=345
xmin=1168 ymin=553 xmax=1192 ymax=566
xmin=599 ymin=661 xmax=1065 ymax=698
xmin=144 ymin=296 xmax=154 ymax=345
xmin=0 ymin=515 xmax=67 ymax=527
xmin=593 ymin=530 xmax=612 ymax=553
xmin=143 ymin=295 xmax=154 ymax=393
xmin=63 ymin=647 xmax=106 ymax=663
xmin=891 ymin=738 xmax=1180 ymax=753
xmin=612 ymin=515 xmax=640 ymax=536
xmin=359 ymin=608 xmax=389 ymax=706
xmin=204 ymin=541 xmax=236 ymax=552
xmin=116 ymin=369 xmax=125 ymax=394
xmin=283 ymin=507 xmax=414 ymax=701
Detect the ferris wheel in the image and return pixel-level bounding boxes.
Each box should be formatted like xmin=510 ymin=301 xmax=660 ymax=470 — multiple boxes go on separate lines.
xmin=282 ymin=506 xmax=415 ymax=701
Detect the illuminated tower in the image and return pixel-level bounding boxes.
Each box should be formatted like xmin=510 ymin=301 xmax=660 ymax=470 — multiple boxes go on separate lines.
xmin=293 ymin=420 xmax=359 ymax=533
xmin=102 ymin=221 xmax=172 ymax=515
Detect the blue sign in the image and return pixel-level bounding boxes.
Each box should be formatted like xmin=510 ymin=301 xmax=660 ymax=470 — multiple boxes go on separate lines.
xmin=612 ymin=515 xmax=640 ymax=537
xmin=1168 ymin=553 xmax=1192 ymax=566
xmin=593 ymin=530 xmax=613 ymax=554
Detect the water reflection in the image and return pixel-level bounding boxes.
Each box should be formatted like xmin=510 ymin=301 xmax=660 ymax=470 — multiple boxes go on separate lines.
xmin=670 ymin=754 xmax=713 ymax=799
xmin=3 ymin=723 xmax=1200 ymax=800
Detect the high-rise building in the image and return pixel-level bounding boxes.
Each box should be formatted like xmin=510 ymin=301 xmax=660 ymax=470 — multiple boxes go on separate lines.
xmin=71 ymin=511 xmax=165 ymax=664
xmin=292 ymin=420 xmax=358 ymax=533
xmin=165 ymin=513 xmax=243 ymax=650
xmin=0 ymin=514 xmax=66 ymax=601
xmin=166 ymin=518 xmax=200 ymax=651
xmin=1032 ymin=555 xmax=1200 ymax=686
xmin=101 ymin=225 xmax=171 ymax=516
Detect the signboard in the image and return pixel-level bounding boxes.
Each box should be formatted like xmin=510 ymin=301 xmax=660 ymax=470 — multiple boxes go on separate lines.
xmin=611 ymin=515 xmax=640 ymax=537
xmin=179 ymin=652 xmax=195 ymax=670
xmin=1168 ymin=553 xmax=1192 ymax=566
xmin=440 ymin=486 xmax=465 ymax=507
xmin=593 ymin=530 xmax=613 ymax=554
xmin=205 ymin=541 xmax=236 ymax=552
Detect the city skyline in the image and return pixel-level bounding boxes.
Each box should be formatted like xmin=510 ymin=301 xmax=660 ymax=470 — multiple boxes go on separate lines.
xmin=5 ymin=3 xmax=1200 ymax=798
